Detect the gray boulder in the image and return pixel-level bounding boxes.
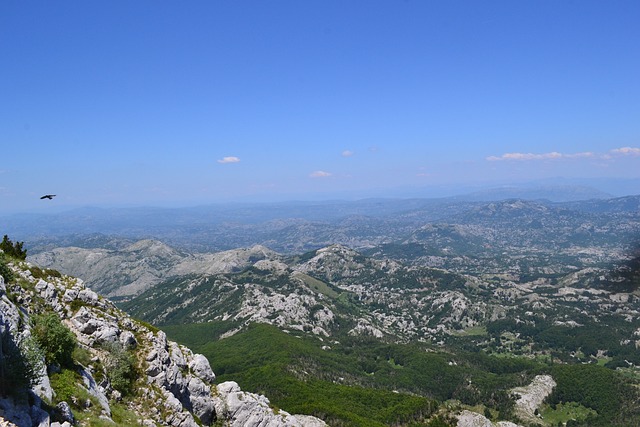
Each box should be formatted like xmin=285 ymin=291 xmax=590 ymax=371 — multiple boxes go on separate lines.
xmin=80 ymin=367 xmax=111 ymax=418
xmin=214 ymin=381 xmax=327 ymax=427
xmin=55 ymin=402 xmax=74 ymax=425
xmin=189 ymin=354 xmax=215 ymax=383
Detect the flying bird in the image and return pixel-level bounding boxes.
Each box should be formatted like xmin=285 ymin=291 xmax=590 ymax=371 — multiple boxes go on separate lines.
xmin=40 ymin=194 xmax=56 ymax=200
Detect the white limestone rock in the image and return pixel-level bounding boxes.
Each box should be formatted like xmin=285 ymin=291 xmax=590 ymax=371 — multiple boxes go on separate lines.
xmin=80 ymin=367 xmax=111 ymax=418
xmin=294 ymin=415 xmax=329 ymax=427
xmin=55 ymin=402 xmax=74 ymax=425
xmin=456 ymin=410 xmax=523 ymax=427
xmin=348 ymin=319 xmax=385 ymax=338
xmin=31 ymin=368 xmax=53 ymax=403
xmin=119 ymin=330 xmax=138 ymax=349
xmin=511 ymin=375 xmax=556 ymax=422
xmin=189 ymin=354 xmax=215 ymax=383
xmin=214 ymin=381 xmax=327 ymax=427
xmin=145 ymin=331 xmax=217 ymax=426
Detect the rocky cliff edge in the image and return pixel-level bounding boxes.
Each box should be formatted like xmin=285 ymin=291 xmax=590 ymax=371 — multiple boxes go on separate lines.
xmin=0 ymin=258 xmax=325 ymax=427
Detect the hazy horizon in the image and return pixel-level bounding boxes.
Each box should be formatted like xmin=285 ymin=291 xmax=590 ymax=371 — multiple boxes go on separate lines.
xmin=1 ymin=176 xmax=639 ymax=216
xmin=2 ymin=1 xmax=639 ymax=213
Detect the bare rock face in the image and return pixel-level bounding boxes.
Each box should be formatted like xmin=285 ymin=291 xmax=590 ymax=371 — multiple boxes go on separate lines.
xmin=189 ymin=354 xmax=215 ymax=383
xmin=145 ymin=330 xmax=216 ymax=426
xmin=456 ymin=410 xmax=523 ymax=427
xmin=79 ymin=367 xmax=110 ymax=417
xmin=511 ymin=375 xmax=556 ymax=423
xmin=213 ymin=382 xmax=327 ymax=427
xmin=54 ymin=402 xmax=74 ymax=425
xmin=456 ymin=375 xmax=556 ymax=427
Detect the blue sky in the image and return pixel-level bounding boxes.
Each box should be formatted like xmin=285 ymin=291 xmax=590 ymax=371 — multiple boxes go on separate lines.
xmin=1 ymin=1 xmax=639 ymax=212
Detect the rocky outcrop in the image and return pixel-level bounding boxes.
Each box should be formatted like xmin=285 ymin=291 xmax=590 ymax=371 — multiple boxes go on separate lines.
xmin=235 ymin=283 xmax=335 ymax=336
xmin=455 ymin=375 xmax=557 ymax=427
xmin=1 ymin=274 xmax=51 ymax=427
xmin=0 ymin=260 xmax=326 ymax=427
xmin=214 ymin=381 xmax=326 ymax=427
xmin=456 ymin=410 xmax=522 ymax=427
xmin=511 ymin=375 xmax=556 ymax=424
xmin=456 ymin=375 xmax=556 ymax=427
xmin=144 ymin=330 xmax=216 ymax=426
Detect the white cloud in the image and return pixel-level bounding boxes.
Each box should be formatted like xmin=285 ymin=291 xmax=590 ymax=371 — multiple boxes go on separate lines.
xmin=487 ymin=151 xmax=563 ymax=161
xmin=342 ymin=150 xmax=354 ymax=157
xmin=611 ymin=147 xmax=640 ymax=156
xmin=217 ymin=156 xmax=240 ymax=164
xmin=488 ymin=148 xmax=640 ymax=162
xmin=564 ymin=152 xmax=595 ymax=159
xmin=310 ymin=170 xmax=332 ymax=178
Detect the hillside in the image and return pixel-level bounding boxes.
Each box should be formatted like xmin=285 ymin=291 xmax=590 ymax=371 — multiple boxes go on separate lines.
xmin=29 ymin=241 xmax=278 ymax=298
xmin=0 ymin=254 xmax=326 ymax=427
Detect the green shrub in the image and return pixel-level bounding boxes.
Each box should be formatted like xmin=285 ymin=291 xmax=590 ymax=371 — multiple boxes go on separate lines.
xmin=103 ymin=342 xmax=137 ymax=396
xmin=425 ymin=416 xmax=455 ymax=427
xmin=69 ymin=299 xmax=86 ymax=313
xmin=0 ymin=254 xmax=14 ymax=283
xmin=28 ymin=266 xmax=46 ymax=280
xmin=30 ymin=266 xmax=63 ymax=280
xmin=46 ymin=268 xmax=62 ymax=278
xmin=50 ymin=368 xmax=83 ymax=404
xmin=31 ymin=312 xmax=77 ymax=367
xmin=72 ymin=345 xmax=93 ymax=367
xmin=548 ymin=363 xmax=634 ymax=424
xmin=103 ymin=402 xmax=141 ymax=426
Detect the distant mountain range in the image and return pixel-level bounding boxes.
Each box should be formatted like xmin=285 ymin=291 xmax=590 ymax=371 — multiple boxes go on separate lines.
xmin=8 ymin=192 xmax=640 ymax=255
xmin=453 ymin=184 xmax=613 ymax=202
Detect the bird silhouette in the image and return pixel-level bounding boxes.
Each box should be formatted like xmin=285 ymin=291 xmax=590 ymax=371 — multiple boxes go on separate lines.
xmin=40 ymin=194 xmax=56 ymax=200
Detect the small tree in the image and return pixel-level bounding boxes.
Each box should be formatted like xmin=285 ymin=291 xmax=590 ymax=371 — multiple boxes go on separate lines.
xmin=103 ymin=342 xmax=137 ymax=396
xmin=0 ymin=235 xmax=27 ymax=260
xmin=31 ymin=312 xmax=77 ymax=367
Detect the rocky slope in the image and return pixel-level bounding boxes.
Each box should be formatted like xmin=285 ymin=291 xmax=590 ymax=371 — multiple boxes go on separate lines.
xmin=29 ymin=241 xmax=278 ymax=298
xmin=117 ymin=243 xmax=503 ymax=343
xmin=112 ymin=240 xmax=640 ymax=361
xmin=0 ymin=257 xmax=326 ymax=427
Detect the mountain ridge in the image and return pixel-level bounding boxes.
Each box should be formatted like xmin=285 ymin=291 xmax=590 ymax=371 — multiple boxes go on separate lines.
xmin=9 ymin=194 xmax=640 ymax=254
